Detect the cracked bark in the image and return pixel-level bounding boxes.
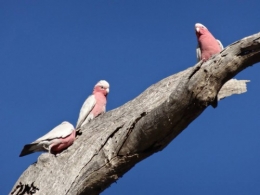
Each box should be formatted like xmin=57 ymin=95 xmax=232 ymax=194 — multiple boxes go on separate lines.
xmin=11 ymin=32 xmax=260 ymax=195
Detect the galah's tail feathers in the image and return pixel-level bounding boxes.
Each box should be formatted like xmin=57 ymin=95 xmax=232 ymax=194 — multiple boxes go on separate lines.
xmin=19 ymin=143 xmax=47 ymax=157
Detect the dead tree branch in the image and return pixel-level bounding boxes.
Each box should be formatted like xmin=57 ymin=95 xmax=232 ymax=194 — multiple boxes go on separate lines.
xmin=11 ymin=32 xmax=260 ymax=195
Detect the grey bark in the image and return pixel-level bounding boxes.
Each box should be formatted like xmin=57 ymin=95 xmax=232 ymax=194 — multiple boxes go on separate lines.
xmin=11 ymin=32 xmax=260 ymax=195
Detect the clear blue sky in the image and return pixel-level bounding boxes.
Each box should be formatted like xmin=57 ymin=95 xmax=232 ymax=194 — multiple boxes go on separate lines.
xmin=1 ymin=1 xmax=260 ymax=194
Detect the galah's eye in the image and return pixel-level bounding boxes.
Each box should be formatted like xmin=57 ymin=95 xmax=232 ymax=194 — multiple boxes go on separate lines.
xmin=100 ymin=86 xmax=104 ymax=89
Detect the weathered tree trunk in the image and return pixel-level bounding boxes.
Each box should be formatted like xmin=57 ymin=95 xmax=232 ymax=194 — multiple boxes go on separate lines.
xmin=11 ymin=32 xmax=260 ymax=195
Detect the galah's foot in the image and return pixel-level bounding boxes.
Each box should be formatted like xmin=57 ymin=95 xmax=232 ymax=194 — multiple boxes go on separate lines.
xmin=54 ymin=153 xmax=60 ymax=157
xmin=76 ymin=129 xmax=82 ymax=138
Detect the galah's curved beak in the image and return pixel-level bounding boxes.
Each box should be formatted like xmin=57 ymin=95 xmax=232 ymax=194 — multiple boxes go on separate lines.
xmin=106 ymin=88 xmax=110 ymax=94
xmin=196 ymin=27 xmax=200 ymax=33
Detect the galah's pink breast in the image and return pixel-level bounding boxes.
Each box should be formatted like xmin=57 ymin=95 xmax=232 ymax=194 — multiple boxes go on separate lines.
xmin=199 ymin=34 xmax=221 ymax=61
xmin=51 ymin=130 xmax=76 ymax=154
xmin=92 ymin=93 xmax=107 ymax=117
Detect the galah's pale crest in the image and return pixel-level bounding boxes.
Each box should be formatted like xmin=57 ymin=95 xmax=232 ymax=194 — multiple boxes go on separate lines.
xmin=19 ymin=121 xmax=75 ymax=157
xmin=195 ymin=23 xmax=224 ymax=62
xmin=76 ymin=80 xmax=109 ymax=129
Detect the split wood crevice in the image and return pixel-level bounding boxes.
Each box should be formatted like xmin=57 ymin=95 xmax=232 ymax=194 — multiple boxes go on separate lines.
xmin=11 ymin=32 xmax=260 ymax=195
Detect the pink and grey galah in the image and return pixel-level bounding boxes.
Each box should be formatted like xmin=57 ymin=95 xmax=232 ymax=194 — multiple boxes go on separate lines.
xmin=76 ymin=80 xmax=109 ymax=129
xmin=19 ymin=121 xmax=76 ymax=157
xmin=195 ymin=23 xmax=224 ymax=62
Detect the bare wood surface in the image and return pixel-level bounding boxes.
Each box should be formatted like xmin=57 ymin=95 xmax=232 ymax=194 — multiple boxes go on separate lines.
xmin=11 ymin=32 xmax=260 ymax=195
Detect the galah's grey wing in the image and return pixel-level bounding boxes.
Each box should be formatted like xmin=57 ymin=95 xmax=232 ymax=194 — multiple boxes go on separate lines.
xmin=19 ymin=122 xmax=74 ymax=157
xmin=196 ymin=43 xmax=201 ymax=62
xmin=217 ymin=39 xmax=224 ymax=50
xmin=76 ymin=95 xmax=96 ymax=129
xmin=33 ymin=121 xmax=74 ymax=143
